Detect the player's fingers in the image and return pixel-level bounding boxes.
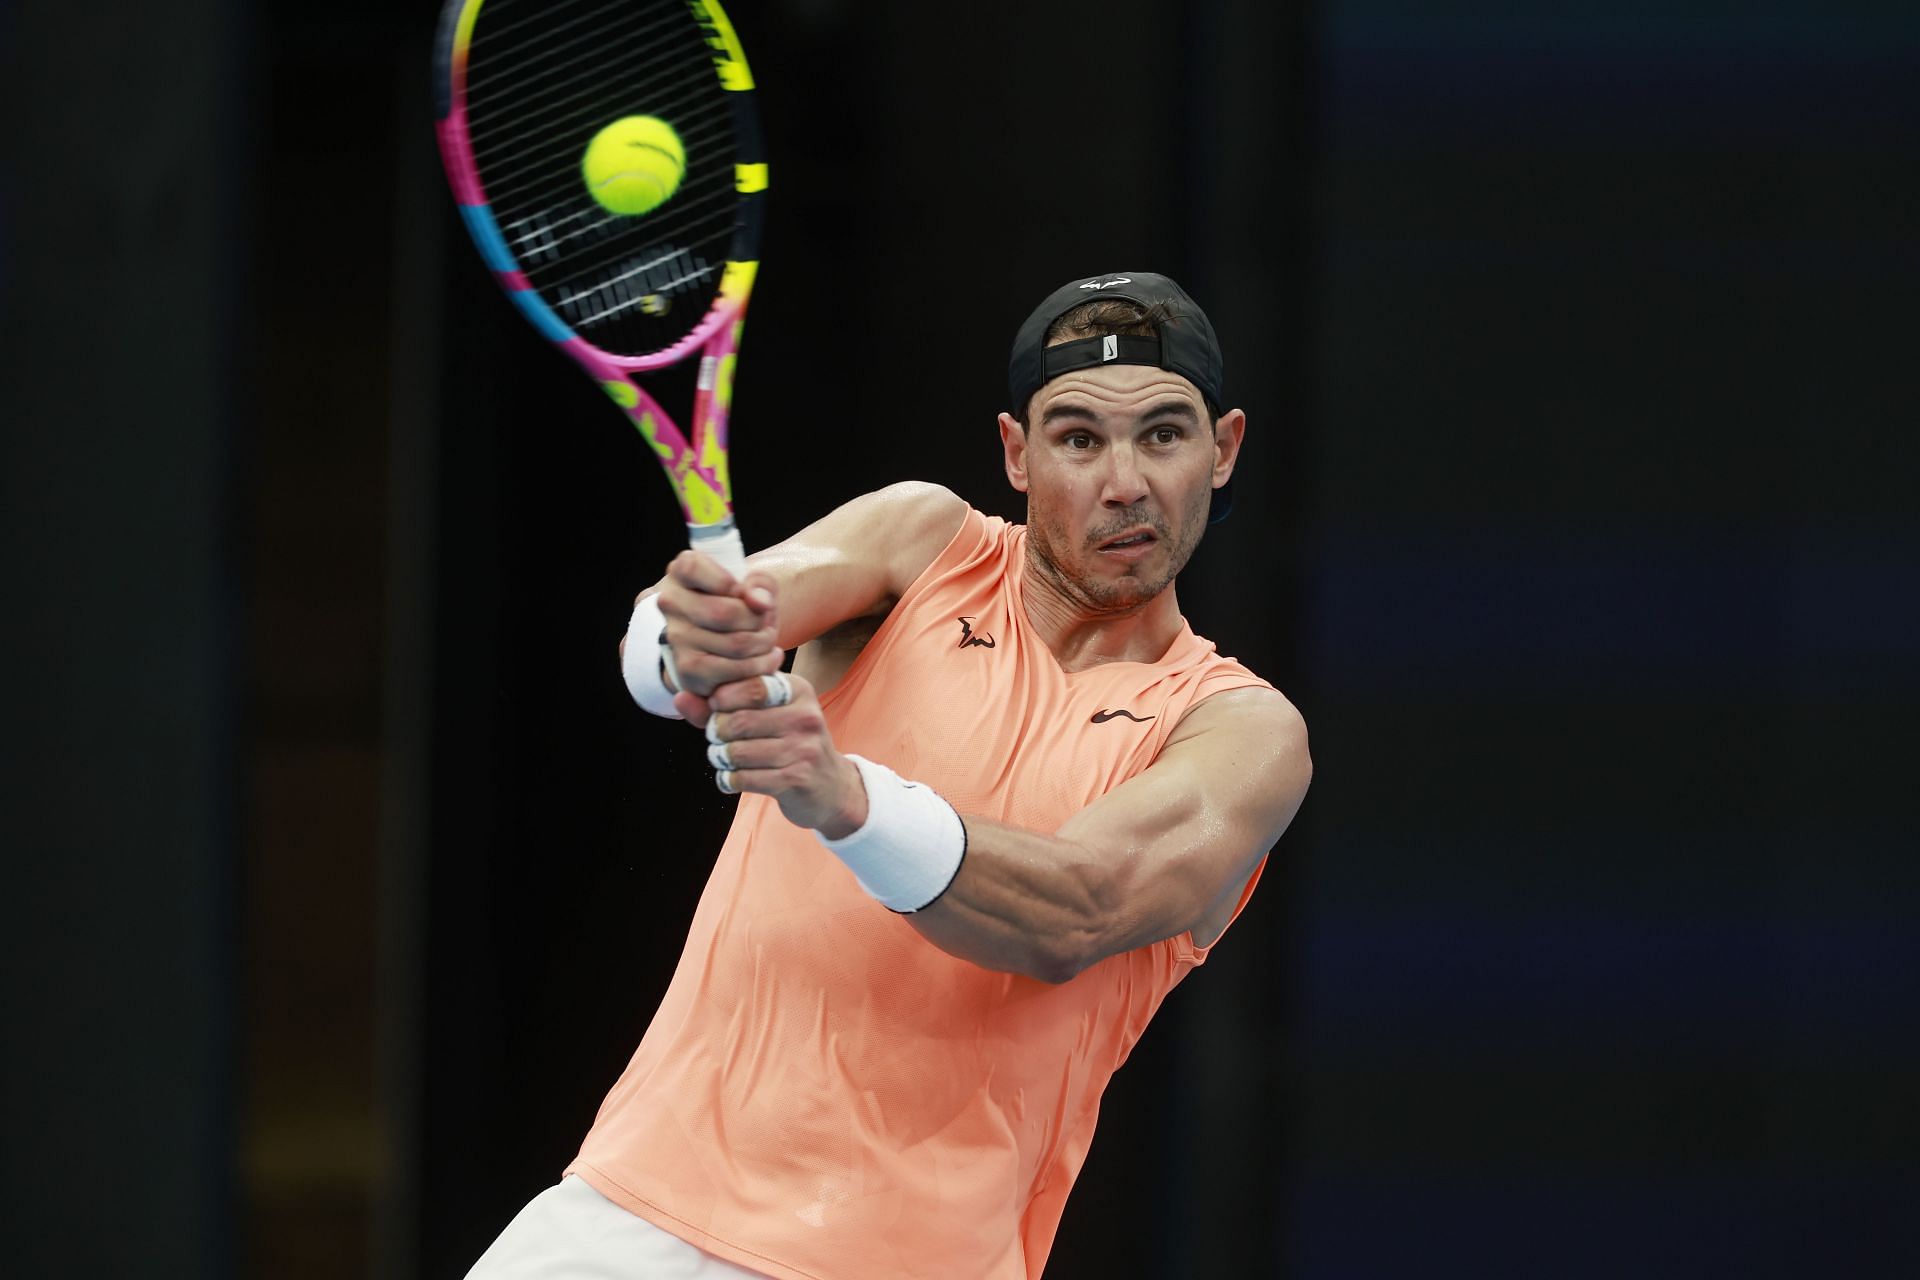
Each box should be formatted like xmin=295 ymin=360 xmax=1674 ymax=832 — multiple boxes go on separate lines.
xmin=669 ymin=646 xmax=784 ymax=701
xmin=712 ymin=761 xmax=793 ymax=799
xmin=666 ymin=548 xmax=739 ymax=596
xmin=706 ymin=736 xmax=794 ymax=774
xmin=707 ymin=700 xmax=808 ymax=747
xmin=673 ymin=689 xmax=712 ymax=726
xmin=660 ymin=581 xmax=766 ymax=633
xmin=759 ymin=671 xmax=796 ymax=708
xmin=709 ymin=671 xmax=813 ymax=715
xmin=711 ymin=746 xmax=803 ymax=797
xmin=711 ymin=765 xmax=799 ymax=798
xmin=678 ymin=558 xmax=772 ymax=624
xmin=737 ymin=570 xmax=778 ymax=617
xmin=666 ymin=618 xmax=780 ymax=660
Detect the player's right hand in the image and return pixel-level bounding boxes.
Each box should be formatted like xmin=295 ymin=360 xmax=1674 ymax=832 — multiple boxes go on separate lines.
xmin=704 ymin=667 xmax=867 ymax=836
xmin=654 ymin=550 xmax=784 ymax=712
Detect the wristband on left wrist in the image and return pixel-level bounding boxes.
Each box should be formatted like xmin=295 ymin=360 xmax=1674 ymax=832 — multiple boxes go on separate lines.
xmin=621 ymin=594 xmax=685 ymax=719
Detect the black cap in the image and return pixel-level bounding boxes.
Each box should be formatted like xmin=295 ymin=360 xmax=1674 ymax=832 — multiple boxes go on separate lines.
xmin=1007 ymin=271 xmax=1233 ymax=523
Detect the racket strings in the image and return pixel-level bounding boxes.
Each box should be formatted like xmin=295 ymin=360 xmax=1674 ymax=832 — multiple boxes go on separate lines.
xmin=466 ymin=0 xmax=630 ymax=50
xmin=465 ymin=16 xmax=700 ymax=142
xmin=487 ymin=108 xmax=734 ymax=232
xmin=463 ymin=0 xmax=745 ymax=357
xmin=541 ymin=213 xmax=729 ymax=297
xmin=468 ymin=6 xmax=729 ymax=180
xmin=502 ymin=172 xmax=735 ymax=272
xmin=468 ymin=0 xmax=639 ymax=67
xmin=465 ymin=0 xmax=729 ymax=164
xmin=478 ymin=95 xmax=733 ymax=209
xmin=559 ymin=246 xmax=720 ymax=330
xmin=493 ymin=144 xmax=737 ymax=310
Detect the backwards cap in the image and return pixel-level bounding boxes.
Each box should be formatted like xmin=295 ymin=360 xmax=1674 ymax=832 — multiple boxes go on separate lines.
xmin=1006 ymin=271 xmax=1232 ymax=523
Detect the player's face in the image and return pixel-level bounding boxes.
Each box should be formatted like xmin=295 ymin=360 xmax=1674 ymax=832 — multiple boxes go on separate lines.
xmin=1001 ymin=364 xmax=1242 ymax=612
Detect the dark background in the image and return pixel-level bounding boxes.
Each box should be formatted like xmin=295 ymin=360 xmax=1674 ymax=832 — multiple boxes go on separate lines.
xmin=4 ymin=1 xmax=1916 ymax=1277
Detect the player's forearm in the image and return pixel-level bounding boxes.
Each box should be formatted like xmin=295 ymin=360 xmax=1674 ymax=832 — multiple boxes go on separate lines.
xmin=804 ymin=752 xmax=1207 ymax=983
xmin=903 ymin=817 xmax=1137 ymax=984
xmin=795 ymin=747 xmax=1128 ymax=981
xmin=700 ymin=647 xmax=1252 ymax=985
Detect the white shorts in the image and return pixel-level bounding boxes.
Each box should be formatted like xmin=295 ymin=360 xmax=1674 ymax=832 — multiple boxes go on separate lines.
xmin=466 ymin=1175 xmax=775 ymax=1279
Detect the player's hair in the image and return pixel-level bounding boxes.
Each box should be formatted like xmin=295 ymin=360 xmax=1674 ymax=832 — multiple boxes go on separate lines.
xmin=1012 ymin=298 xmax=1219 ymax=427
xmin=1045 ymin=297 xmax=1179 ymax=345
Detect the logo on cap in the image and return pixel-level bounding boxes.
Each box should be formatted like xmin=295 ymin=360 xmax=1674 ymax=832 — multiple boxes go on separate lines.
xmin=1079 ymin=277 xmax=1132 ymax=290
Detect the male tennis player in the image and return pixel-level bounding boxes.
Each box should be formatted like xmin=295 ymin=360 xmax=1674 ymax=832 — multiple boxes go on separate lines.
xmin=469 ymin=272 xmax=1311 ymax=1279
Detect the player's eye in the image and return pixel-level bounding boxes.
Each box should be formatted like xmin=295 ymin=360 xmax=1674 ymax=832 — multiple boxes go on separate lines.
xmin=1148 ymin=426 xmax=1183 ymax=445
xmin=1064 ymin=432 xmax=1097 ymax=450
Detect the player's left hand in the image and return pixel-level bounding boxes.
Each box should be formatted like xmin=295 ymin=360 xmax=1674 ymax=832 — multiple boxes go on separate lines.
xmin=703 ymin=669 xmax=868 ymax=839
xmin=658 ymin=551 xmax=784 ymax=712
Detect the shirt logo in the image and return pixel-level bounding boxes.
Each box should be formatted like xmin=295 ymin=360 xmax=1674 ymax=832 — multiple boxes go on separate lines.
xmin=1090 ymin=708 xmax=1154 ymax=724
xmin=956 ymin=617 xmax=996 ymax=649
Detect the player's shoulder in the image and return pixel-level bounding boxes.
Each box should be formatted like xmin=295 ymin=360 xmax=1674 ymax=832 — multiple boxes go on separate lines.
xmin=832 ymin=481 xmax=971 ymax=590
xmin=847 ymin=479 xmax=968 ymax=527
xmin=1170 ymin=683 xmax=1308 ymax=755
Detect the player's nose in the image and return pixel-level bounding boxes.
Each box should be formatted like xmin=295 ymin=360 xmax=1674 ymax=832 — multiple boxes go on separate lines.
xmin=1099 ymin=444 xmax=1150 ymax=507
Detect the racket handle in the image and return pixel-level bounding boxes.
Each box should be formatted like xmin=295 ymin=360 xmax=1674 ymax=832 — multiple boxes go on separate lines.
xmin=687 ymin=517 xmax=747 ymax=581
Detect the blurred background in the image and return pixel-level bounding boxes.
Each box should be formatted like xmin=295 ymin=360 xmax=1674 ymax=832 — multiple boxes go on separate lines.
xmin=4 ymin=0 xmax=1917 ymax=1276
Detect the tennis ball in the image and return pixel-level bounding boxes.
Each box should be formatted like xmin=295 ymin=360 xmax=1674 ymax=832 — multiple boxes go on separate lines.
xmin=582 ymin=116 xmax=685 ymax=216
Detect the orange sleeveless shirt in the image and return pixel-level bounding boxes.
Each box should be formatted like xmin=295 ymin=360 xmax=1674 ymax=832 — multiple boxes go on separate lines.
xmin=568 ymin=508 xmax=1273 ymax=1280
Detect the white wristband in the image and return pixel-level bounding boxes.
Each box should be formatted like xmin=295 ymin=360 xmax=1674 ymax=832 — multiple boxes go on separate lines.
xmin=620 ymin=594 xmax=684 ymax=720
xmin=816 ymin=754 xmax=967 ymax=913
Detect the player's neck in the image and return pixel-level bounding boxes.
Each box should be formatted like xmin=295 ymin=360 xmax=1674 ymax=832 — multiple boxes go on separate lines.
xmin=1019 ymin=541 xmax=1185 ymax=673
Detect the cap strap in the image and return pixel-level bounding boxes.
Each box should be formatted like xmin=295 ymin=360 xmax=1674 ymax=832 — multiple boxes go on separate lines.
xmin=1039 ymin=334 xmax=1163 ymax=383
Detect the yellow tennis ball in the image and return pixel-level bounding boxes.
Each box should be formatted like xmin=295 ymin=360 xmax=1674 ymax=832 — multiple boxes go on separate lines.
xmin=582 ymin=116 xmax=685 ymax=216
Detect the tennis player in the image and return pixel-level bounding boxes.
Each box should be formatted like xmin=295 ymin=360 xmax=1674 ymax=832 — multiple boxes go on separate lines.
xmin=469 ymin=272 xmax=1312 ymax=1279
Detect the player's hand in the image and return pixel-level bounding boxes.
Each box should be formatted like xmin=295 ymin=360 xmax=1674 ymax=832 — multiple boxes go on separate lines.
xmin=654 ymin=551 xmax=784 ymax=714
xmin=704 ymin=671 xmax=868 ymax=838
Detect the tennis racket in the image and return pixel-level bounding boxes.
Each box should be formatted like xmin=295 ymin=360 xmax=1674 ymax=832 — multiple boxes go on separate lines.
xmin=433 ymin=0 xmax=767 ymax=577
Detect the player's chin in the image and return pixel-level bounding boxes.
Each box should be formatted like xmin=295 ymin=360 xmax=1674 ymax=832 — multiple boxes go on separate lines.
xmin=1103 ymin=536 xmax=1197 ymax=596
xmin=1077 ymin=562 xmax=1170 ymax=610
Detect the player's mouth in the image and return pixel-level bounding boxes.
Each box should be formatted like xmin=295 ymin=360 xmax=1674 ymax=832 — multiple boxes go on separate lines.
xmin=1095 ymin=527 xmax=1159 ymax=562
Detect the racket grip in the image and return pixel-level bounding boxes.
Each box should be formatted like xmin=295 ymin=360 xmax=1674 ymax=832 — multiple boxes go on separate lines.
xmin=687 ymin=518 xmax=747 ymax=581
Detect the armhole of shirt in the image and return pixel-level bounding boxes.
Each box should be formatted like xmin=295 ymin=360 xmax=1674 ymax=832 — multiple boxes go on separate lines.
xmin=1164 ymin=663 xmax=1282 ymax=969
xmin=1171 ymin=853 xmax=1269 ymax=969
xmin=817 ymin=505 xmax=995 ymax=714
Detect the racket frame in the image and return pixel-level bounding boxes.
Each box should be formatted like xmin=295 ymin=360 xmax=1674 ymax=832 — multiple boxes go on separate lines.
xmin=433 ymin=0 xmax=765 ymax=576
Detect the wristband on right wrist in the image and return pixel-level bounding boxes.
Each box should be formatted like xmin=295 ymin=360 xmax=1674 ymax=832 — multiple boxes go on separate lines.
xmin=815 ymin=754 xmax=968 ymax=913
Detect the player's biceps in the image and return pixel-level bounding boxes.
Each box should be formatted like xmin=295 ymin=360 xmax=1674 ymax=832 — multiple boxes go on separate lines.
xmin=765 ymin=556 xmax=873 ymax=646
xmin=1054 ymin=770 xmax=1194 ymax=853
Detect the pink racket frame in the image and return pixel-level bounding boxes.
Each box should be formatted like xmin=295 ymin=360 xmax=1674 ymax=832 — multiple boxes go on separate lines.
xmin=435 ymin=4 xmax=754 ymax=576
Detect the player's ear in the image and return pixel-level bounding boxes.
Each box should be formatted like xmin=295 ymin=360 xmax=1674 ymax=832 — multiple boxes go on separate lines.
xmin=998 ymin=412 xmax=1031 ymax=494
xmin=1211 ymin=408 xmax=1247 ymax=488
